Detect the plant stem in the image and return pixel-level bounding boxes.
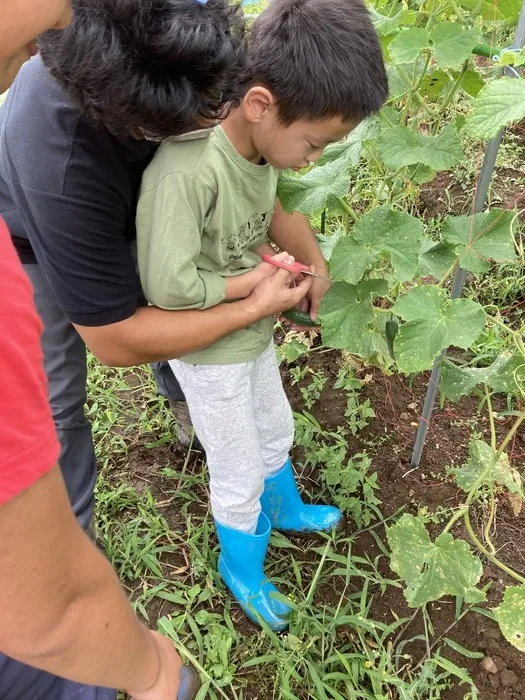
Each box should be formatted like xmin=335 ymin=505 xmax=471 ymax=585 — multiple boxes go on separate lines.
xmin=437 ymin=259 xmax=459 ymax=288
xmin=413 ymin=606 xmax=472 ymax=671
xmin=483 ymin=484 xmax=497 ymax=556
xmin=485 ymin=385 xmax=497 ymax=452
xmin=441 ymin=506 xmax=467 ymax=535
xmin=432 ymin=60 xmax=470 ymax=136
xmin=464 ymin=509 xmax=525 ymax=584
xmin=337 ymin=197 xmax=359 ymax=223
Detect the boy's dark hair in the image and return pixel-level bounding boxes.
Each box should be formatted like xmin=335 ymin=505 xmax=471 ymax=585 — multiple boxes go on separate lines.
xmin=38 ymin=0 xmax=245 ymax=139
xmin=246 ymin=0 xmax=388 ymax=124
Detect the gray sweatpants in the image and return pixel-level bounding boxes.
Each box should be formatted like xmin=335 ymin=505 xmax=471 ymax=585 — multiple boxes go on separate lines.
xmin=169 ymin=340 xmax=294 ymax=533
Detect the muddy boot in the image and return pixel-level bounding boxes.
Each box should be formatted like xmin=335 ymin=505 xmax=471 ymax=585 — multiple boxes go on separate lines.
xmin=261 ymin=459 xmax=344 ymax=535
xmin=169 ymin=400 xmax=203 ymax=452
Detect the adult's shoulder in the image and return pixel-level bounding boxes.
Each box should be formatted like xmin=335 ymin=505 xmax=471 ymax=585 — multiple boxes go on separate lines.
xmin=1 ymin=56 xmax=154 ymax=196
xmin=141 ymin=127 xmax=220 ymax=194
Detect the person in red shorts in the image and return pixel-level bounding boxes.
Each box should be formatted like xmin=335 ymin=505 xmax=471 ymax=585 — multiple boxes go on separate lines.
xmin=0 ymin=2 xmax=200 ymax=699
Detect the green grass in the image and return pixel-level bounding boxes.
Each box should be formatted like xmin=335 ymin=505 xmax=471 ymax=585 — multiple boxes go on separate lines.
xmin=89 ymin=355 xmax=482 ymax=699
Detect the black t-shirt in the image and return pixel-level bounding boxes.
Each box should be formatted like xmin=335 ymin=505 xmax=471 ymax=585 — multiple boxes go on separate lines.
xmin=0 ymin=56 xmax=156 ymax=327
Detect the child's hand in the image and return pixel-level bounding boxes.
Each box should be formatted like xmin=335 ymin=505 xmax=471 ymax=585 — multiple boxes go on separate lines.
xmin=224 ymin=252 xmax=297 ymax=300
xmin=307 ymin=265 xmax=331 ymax=322
xmin=247 ymin=253 xmax=313 ymax=319
xmin=252 ymin=252 xmax=295 ymax=286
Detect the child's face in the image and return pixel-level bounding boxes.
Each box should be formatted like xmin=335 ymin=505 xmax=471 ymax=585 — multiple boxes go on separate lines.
xmin=253 ymin=108 xmax=358 ymax=171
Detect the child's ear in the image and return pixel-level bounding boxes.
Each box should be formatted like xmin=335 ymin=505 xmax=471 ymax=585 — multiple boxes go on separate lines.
xmin=243 ymin=86 xmax=275 ymax=123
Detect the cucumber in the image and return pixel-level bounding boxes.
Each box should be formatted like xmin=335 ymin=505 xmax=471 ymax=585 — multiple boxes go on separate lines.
xmin=385 ymin=318 xmax=399 ymax=360
xmin=282 ymin=308 xmax=318 ymax=327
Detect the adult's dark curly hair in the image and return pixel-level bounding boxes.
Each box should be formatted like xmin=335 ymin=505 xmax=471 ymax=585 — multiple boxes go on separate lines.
xmin=38 ymin=0 xmax=245 ymax=139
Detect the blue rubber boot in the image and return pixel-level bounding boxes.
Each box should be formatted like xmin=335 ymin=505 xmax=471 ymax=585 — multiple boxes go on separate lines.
xmin=177 ymin=666 xmax=201 ymax=699
xmin=261 ymin=459 xmax=344 ymax=535
xmin=215 ymin=512 xmax=291 ymax=631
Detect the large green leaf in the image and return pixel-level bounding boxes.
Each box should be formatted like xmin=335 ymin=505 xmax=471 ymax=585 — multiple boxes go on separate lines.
xmin=277 ymin=159 xmax=350 ymax=215
xmin=317 ymin=118 xmax=378 ymax=167
xmin=429 ymin=24 xmax=481 ymax=68
xmin=387 ymin=514 xmax=485 ymax=607
xmin=449 ymin=439 xmax=523 ymax=497
xmin=320 ymin=279 xmax=389 ymax=354
xmin=387 ymin=65 xmax=413 ymax=99
xmin=392 ymin=286 xmax=485 ymax=373
xmin=441 ymin=210 xmax=516 ymax=273
xmin=494 ymin=586 xmax=525 ymax=652
xmin=369 ymin=6 xmax=410 ymax=35
xmin=378 ymin=124 xmax=463 ymax=172
xmin=464 ymin=78 xmax=525 ymax=140
xmin=419 ymin=239 xmax=458 ymax=280
xmin=329 ymin=237 xmax=377 ymax=284
xmin=459 ymin=69 xmax=485 ymax=98
xmin=420 ymin=69 xmax=450 ymax=98
xmin=316 ymin=231 xmax=342 ymax=262
xmin=389 ymin=27 xmax=430 ymax=64
xmin=440 ymin=354 xmax=525 ymax=401
xmin=459 ymin=0 xmax=521 ymax=21
xmin=330 ymin=206 xmax=423 ymax=284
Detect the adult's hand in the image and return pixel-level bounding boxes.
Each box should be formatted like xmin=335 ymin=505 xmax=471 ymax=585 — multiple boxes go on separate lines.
xmin=76 ymin=255 xmax=312 ymax=368
xmin=247 ymin=258 xmax=313 ymax=319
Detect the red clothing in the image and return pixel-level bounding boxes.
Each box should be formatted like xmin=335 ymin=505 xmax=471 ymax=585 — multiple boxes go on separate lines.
xmin=0 ymin=218 xmax=59 ymax=505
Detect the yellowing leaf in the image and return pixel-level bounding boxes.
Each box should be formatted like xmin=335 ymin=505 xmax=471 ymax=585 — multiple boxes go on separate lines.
xmin=387 ymin=514 xmax=485 ymax=607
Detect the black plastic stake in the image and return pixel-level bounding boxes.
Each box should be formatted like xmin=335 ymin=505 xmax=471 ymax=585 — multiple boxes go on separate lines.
xmin=410 ymin=1 xmax=525 ymax=468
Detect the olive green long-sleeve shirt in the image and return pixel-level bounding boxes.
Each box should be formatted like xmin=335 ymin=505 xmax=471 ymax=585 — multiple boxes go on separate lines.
xmin=136 ymin=126 xmax=278 ymax=364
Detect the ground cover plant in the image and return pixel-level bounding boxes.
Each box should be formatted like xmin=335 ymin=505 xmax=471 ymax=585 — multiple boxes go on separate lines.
xmin=89 ymin=0 xmax=525 ymax=697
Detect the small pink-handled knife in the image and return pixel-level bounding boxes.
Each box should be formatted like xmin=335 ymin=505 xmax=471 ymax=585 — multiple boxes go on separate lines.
xmin=262 ymin=254 xmax=332 ymax=283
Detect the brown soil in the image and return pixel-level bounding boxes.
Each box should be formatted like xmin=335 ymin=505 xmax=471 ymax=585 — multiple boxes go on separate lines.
xmin=283 ymin=347 xmax=525 ymax=700
xmin=116 ymin=345 xmax=525 ymax=699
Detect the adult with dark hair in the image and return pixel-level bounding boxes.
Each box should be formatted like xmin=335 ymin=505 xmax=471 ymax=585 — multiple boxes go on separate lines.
xmin=0 ymin=2 xmax=215 ymax=699
xmin=0 ymin=0 xmax=315 ymax=536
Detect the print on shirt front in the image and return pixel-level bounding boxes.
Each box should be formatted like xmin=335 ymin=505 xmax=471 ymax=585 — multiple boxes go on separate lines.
xmin=223 ymin=211 xmax=272 ymax=260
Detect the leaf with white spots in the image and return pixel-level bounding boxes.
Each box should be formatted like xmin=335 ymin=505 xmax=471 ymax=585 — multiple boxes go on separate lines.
xmin=392 ymin=286 xmax=485 ymax=373
xmin=387 ymin=514 xmax=486 ymax=607
xmin=329 ymin=206 xmax=423 ymax=284
xmin=494 ymin=585 xmax=525 ymax=651
xmin=449 ymin=439 xmax=523 ymax=498
xmin=378 ymin=124 xmax=463 ymax=172
xmin=440 ymin=354 xmax=525 ymax=402
xmin=419 ymin=238 xmax=458 ymax=280
xmin=442 ymin=210 xmax=516 ymax=274
xmin=277 ymin=159 xmax=350 ymax=215
xmin=319 ymin=279 xmax=389 ymax=355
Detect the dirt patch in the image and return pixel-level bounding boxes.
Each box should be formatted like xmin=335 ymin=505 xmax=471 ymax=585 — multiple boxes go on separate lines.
xmin=113 ymin=344 xmax=525 ymax=698
xmin=283 ymin=347 xmax=525 ymax=699
xmin=418 ymin=171 xmax=473 ymax=218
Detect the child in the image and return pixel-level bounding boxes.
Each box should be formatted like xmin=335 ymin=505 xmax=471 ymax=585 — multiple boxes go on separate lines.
xmin=137 ymin=0 xmax=387 ymax=631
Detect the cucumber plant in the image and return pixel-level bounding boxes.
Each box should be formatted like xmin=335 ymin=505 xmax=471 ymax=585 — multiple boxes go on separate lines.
xmin=277 ymin=0 xmax=525 ymax=653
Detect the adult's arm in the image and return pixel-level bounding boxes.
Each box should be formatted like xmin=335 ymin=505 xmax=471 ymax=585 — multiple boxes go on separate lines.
xmin=0 ymin=221 xmax=180 ymax=697
xmin=0 ymin=465 xmax=180 ymax=698
xmin=75 ymin=267 xmax=312 ymax=366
